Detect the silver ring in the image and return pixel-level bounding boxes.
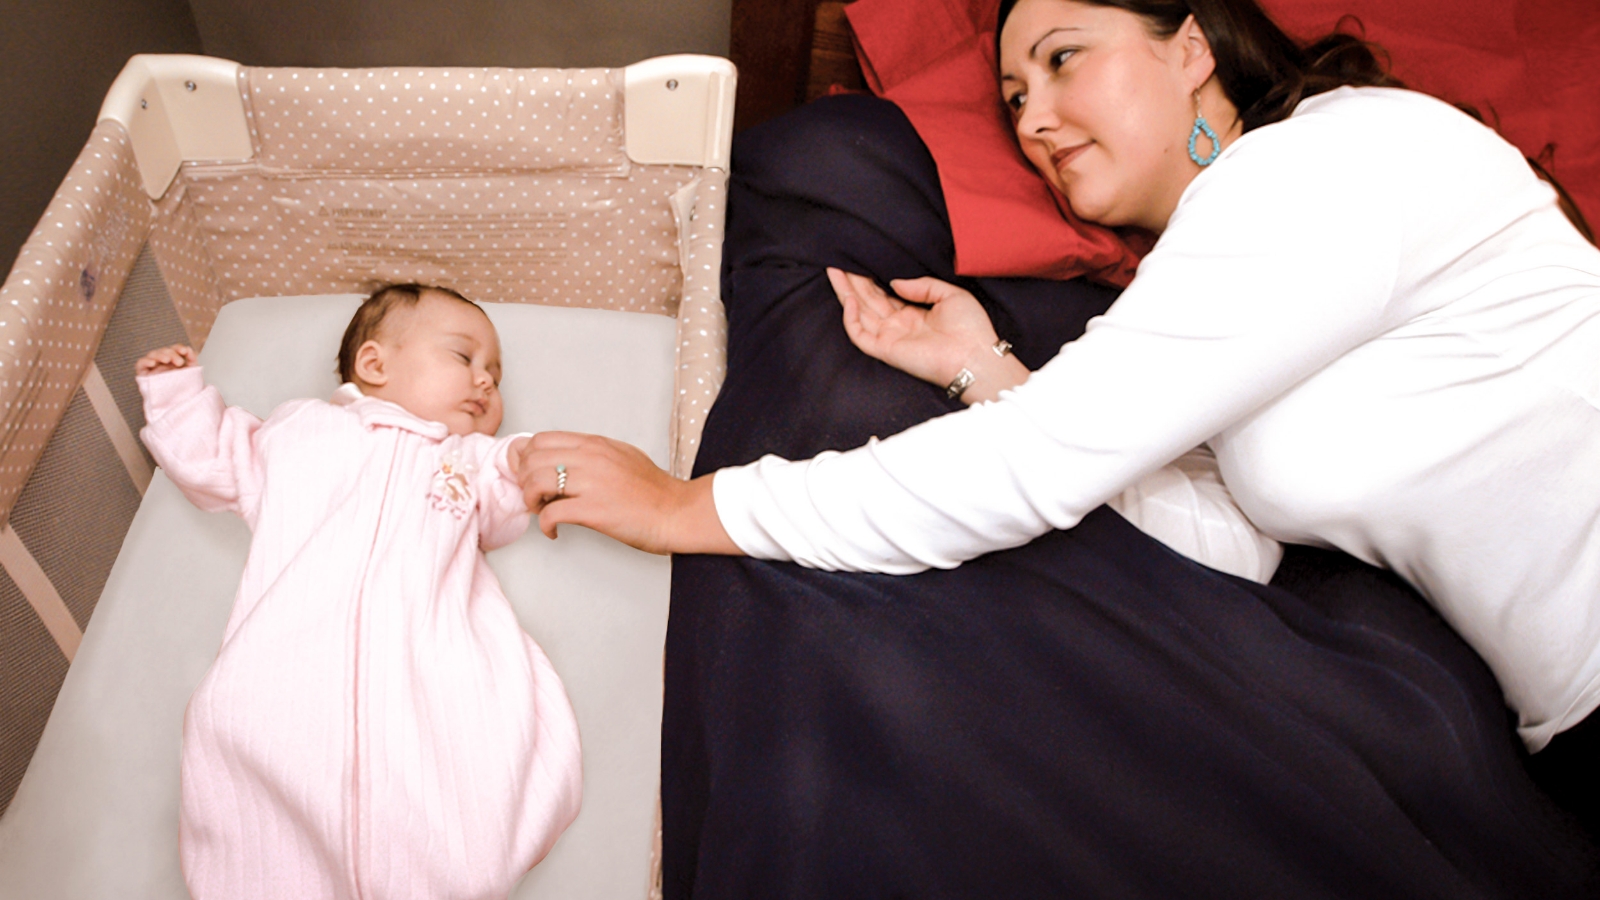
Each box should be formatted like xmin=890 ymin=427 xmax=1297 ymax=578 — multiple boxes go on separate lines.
xmin=944 ymin=367 xmax=975 ymax=400
xmin=555 ymin=464 xmax=568 ymax=497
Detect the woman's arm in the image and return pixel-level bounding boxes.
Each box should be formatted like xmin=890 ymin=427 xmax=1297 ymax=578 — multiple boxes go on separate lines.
xmin=830 ymin=268 xmax=1031 ymax=404
xmin=833 ymin=268 xmax=1282 ymax=581
xmin=516 ymin=432 xmax=738 ymax=555
xmin=517 ymin=107 xmax=1409 ymax=569
xmin=698 ymin=113 xmax=1409 ymax=573
xmin=513 ymin=270 xmax=1030 ymax=559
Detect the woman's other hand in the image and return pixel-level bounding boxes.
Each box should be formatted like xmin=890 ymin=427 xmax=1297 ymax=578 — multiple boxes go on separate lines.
xmin=829 ymin=268 xmax=1029 ymax=403
xmin=516 ymin=431 xmax=739 ymax=556
xmin=136 ymin=344 xmax=197 ymax=376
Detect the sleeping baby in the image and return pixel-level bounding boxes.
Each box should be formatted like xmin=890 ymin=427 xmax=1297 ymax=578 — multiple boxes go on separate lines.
xmin=135 ymin=283 xmax=580 ymax=900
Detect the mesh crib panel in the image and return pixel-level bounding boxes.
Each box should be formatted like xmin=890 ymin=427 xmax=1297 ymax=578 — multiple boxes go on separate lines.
xmin=0 ymin=567 xmax=69 ymax=815
xmin=93 ymin=247 xmax=191 ymax=444
xmin=0 ymin=120 xmax=151 ymax=527
xmin=8 ymin=390 xmax=144 ymax=632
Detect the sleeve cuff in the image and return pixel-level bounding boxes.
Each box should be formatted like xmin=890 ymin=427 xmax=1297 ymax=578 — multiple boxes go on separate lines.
xmin=136 ymin=365 xmax=207 ymax=415
xmin=711 ymin=462 xmax=788 ymax=560
xmin=491 ymin=432 xmax=533 ymax=484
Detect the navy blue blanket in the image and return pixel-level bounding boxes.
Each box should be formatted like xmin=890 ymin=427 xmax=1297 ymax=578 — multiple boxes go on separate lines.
xmin=662 ymin=94 xmax=1598 ymax=899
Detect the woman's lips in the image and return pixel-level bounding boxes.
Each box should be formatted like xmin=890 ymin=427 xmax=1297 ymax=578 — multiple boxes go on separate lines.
xmin=1051 ymin=142 xmax=1090 ymax=173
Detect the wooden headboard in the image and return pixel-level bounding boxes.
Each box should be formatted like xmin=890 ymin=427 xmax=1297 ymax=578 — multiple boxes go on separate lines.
xmin=729 ymin=0 xmax=864 ymax=132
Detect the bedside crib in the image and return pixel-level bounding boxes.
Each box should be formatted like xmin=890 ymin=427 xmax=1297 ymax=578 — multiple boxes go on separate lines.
xmin=0 ymin=51 xmax=735 ymax=899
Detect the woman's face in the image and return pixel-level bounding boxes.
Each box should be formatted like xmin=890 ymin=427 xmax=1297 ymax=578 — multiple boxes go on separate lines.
xmin=998 ymin=0 xmax=1211 ymax=232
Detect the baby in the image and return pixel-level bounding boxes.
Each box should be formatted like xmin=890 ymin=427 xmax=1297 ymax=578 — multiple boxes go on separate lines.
xmin=136 ymin=284 xmax=581 ymax=900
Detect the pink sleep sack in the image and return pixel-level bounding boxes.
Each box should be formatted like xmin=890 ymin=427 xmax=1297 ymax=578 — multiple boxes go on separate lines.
xmin=138 ymin=367 xmax=582 ymax=900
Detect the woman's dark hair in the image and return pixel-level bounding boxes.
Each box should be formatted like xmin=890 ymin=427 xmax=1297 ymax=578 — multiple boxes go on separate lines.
xmin=996 ymin=0 xmax=1402 ymax=133
xmin=336 ymin=282 xmax=478 ymax=384
xmin=995 ymin=0 xmax=1594 ymax=240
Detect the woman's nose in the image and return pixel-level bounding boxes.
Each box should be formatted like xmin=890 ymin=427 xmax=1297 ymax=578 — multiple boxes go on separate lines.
xmin=1016 ymin=98 xmax=1058 ymax=139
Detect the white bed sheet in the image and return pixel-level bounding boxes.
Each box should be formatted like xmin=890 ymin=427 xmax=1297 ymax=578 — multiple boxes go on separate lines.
xmin=0 ymin=295 xmax=679 ymax=900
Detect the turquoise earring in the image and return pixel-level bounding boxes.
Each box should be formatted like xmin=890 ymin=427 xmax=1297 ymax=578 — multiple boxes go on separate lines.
xmin=1188 ymin=105 xmax=1220 ymax=167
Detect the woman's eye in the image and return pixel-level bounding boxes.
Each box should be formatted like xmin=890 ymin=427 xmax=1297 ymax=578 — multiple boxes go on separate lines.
xmin=1048 ymin=47 xmax=1076 ymax=69
xmin=1005 ymin=91 xmax=1027 ymax=114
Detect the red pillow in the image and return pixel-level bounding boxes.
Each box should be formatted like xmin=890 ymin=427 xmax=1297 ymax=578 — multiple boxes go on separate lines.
xmin=845 ymin=0 xmax=1600 ymax=284
xmin=846 ymin=0 xmax=1147 ymax=287
xmin=1263 ymin=0 xmax=1600 ymax=229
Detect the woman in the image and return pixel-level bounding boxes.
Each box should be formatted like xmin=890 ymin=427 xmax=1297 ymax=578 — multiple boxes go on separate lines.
xmin=526 ymin=0 xmax=1600 ymax=894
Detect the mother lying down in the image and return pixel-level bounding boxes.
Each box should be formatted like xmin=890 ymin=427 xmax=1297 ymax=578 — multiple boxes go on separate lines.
xmin=535 ymin=0 xmax=1600 ymax=889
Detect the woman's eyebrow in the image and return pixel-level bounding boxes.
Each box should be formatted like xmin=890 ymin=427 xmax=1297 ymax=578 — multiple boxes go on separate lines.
xmin=1030 ymin=27 xmax=1083 ymax=60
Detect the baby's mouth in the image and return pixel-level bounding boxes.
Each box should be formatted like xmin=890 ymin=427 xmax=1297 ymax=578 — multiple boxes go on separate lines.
xmin=464 ymin=399 xmax=486 ymax=416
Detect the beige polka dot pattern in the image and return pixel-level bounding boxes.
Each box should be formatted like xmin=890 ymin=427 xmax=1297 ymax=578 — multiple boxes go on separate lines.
xmin=0 ymin=120 xmax=151 ymax=525
xmin=243 ymin=67 xmax=629 ymax=176
xmin=148 ymin=182 xmax=227 ymax=346
xmin=669 ymin=170 xmax=728 ymax=478
xmin=170 ymin=162 xmax=696 ymax=316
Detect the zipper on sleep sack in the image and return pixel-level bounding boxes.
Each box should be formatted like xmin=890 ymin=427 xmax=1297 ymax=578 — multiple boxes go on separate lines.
xmin=347 ymin=433 xmax=403 ymax=900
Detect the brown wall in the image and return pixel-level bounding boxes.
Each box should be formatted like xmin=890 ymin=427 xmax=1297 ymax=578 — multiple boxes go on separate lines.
xmin=185 ymin=0 xmax=731 ymax=69
xmin=0 ymin=0 xmax=204 ymax=275
xmin=728 ymin=0 xmax=819 ymax=132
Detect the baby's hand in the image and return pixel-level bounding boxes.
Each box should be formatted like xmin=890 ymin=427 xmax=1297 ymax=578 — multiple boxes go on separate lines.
xmin=136 ymin=344 xmax=197 ymax=376
xmin=507 ymin=436 xmax=537 ymax=503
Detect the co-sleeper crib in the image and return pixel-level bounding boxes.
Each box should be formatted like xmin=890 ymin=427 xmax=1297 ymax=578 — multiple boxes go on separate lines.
xmin=0 ymin=52 xmax=735 ymax=899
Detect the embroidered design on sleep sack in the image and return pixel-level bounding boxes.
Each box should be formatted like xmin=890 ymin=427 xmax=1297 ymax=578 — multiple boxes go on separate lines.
xmin=429 ymin=451 xmax=477 ymax=517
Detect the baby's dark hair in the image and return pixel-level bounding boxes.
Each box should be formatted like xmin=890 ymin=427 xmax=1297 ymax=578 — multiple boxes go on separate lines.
xmin=336 ymin=283 xmax=480 ymax=384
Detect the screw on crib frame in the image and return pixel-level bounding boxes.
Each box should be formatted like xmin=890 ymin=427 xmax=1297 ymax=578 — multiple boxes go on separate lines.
xmin=623 ymin=55 xmax=736 ymax=170
xmin=97 ymin=55 xmax=254 ymax=201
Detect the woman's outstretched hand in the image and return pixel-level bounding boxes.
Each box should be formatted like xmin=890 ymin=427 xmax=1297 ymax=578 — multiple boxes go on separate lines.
xmin=828 ymin=268 xmax=1029 ymax=404
xmin=515 ymin=431 xmax=739 ymax=556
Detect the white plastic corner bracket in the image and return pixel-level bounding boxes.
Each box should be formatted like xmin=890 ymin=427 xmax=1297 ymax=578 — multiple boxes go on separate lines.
xmin=98 ymin=54 xmax=255 ymax=200
xmin=623 ymin=55 xmax=737 ymax=170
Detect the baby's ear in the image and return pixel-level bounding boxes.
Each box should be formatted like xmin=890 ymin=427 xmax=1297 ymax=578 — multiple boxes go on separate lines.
xmin=352 ymin=340 xmax=388 ymax=386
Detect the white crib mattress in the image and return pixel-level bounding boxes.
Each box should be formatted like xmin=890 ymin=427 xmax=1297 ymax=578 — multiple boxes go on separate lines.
xmin=0 ymin=295 xmax=678 ymax=899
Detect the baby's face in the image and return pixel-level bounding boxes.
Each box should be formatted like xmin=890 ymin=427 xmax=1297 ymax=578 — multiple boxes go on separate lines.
xmin=370 ymin=292 xmax=505 ymax=436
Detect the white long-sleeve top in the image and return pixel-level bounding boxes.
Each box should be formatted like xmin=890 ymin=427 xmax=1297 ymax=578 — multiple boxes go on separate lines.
xmin=713 ymin=87 xmax=1600 ymax=750
xmin=1103 ymin=445 xmax=1282 ymax=582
